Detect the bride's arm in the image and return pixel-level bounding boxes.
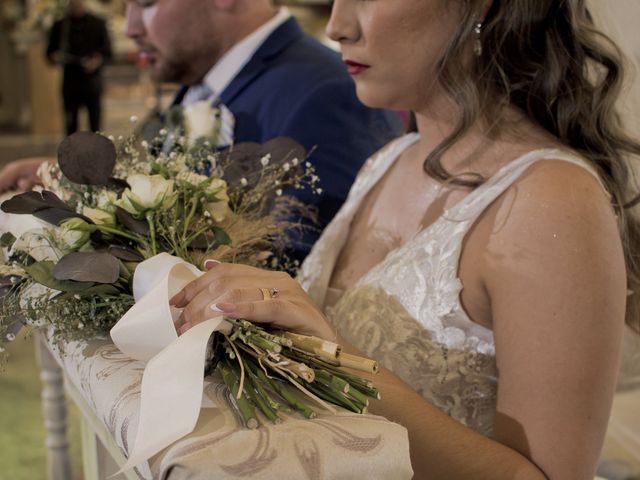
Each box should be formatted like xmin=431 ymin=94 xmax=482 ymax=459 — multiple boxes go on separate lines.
xmin=170 ymin=162 xmax=625 ymax=479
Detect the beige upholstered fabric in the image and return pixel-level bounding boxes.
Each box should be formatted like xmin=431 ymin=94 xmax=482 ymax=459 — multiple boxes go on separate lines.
xmin=45 ymin=331 xmax=412 ymax=479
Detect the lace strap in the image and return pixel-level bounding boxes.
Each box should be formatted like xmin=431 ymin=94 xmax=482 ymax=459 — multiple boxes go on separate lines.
xmin=444 ymin=149 xmax=608 ymax=226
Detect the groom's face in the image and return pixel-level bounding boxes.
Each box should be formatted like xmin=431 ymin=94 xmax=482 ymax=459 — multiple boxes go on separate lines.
xmin=125 ymin=0 xmax=227 ymax=85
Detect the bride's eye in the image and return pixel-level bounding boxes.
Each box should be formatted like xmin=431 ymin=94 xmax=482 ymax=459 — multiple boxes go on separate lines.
xmin=135 ymin=0 xmax=156 ymax=8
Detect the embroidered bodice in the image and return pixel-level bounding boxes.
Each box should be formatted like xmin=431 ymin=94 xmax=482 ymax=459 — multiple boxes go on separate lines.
xmin=298 ymin=133 xmax=602 ymax=436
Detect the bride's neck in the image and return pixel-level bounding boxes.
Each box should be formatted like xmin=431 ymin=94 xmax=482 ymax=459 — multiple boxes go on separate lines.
xmin=411 ymin=97 xmax=533 ymax=174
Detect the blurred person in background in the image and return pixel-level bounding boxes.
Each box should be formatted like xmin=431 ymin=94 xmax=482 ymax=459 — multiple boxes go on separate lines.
xmin=0 ymin=0 xmax=401 ymax=262
xmin=47 ymin=0 xmax=112 ymax=135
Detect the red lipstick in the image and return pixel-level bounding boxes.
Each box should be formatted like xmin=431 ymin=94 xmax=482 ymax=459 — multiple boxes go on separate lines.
xmin=344 ymin=60 xmax=370 ymax=75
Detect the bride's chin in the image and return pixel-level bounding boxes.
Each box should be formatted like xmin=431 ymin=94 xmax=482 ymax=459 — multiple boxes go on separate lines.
xmin=354 ymin=85 xmax=412 ymax=112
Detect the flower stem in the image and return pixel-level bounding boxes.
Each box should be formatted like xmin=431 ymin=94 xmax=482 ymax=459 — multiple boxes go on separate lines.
xmin=95 ymin=225 xmax=141 ymax=243
xmin=146 ymin=212 xmax=157 ymax=256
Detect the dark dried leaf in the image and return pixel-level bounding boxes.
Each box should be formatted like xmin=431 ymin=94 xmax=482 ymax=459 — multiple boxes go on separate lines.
xmin=0 ymin=232 xmax=16 ymax=248
xmin=188 ymin=234 xmax=210 ymax=249
xmin=220 ymin=138 xmax=304 ymax=184
xmin=261 ymin=137 xmax=306 ymax=168
xmin=53 ymin=252 xmax=120 ymax=284
xmin=24 ymin=261 xmax=93 ymax=292
xmin=2 ymin=190 xmax=69 ymax=214
xmin=1 ymin=190 xmax=88 ymax=226
xmin=116 ymin=207 xmax=150 ymax=235
xmin=58 ymin=132 xmax=117 ymax=185
xmin=107 ymin=177 xmax=130 ymax=191
xmin=107 ymin=245 xmax=144 ymax=262
xmin=33 ymin=208 xmax=86 ymax=226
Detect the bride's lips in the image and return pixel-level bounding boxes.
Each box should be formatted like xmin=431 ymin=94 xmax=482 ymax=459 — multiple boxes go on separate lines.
xmin=344 ymin=60 xmax=371 ymax=75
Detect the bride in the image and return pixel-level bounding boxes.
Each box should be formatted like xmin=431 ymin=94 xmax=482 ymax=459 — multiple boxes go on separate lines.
xmin=170 ymin=0 xmax=640 ymax=478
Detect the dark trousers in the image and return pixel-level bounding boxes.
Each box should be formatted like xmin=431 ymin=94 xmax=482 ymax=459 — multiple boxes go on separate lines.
xmin=63 ymin=89 xmax=102 ymax=135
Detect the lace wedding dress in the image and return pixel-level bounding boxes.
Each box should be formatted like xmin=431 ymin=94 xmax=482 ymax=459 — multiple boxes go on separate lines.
xmin=298 ymin=133 xmax=605 ymax=437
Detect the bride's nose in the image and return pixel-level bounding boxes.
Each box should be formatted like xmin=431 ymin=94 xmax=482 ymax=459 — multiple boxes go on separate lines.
xmin=326 ymin=0 xmax=361 ymax=44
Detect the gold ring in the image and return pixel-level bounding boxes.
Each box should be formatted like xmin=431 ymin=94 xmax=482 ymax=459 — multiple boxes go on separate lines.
xmin=259 ymin=287 xmax=279 ymax=300
xmin=259 ymin=288 xmax=271 ymax=301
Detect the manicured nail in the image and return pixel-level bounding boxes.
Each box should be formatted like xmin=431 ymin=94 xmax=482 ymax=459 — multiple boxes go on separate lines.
xmin=204 ymin=259 xmax=220 ymax=269
xmin=177 ymin=322 xmax=192 ymax=336
xmin=169 ymin=291 xmax=184 ymax=306
xmin=209 ymin=304 xmax=223 ymax=313
xmin=213 ymin=303 xmax=236 ymax=312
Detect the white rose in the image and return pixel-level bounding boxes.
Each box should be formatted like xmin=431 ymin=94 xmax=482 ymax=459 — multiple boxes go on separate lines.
xmin=117 ymin=174 xmax=177 ymax=215
xmin=183 ymin=101 xmax=218 ymax=147
xmin=57 ymin=218 xmax=92 ymax=251
xmin=82 ymin=206 xmax=115 ymax=226
xmin=205 ymin=188 xmax=231 ymax=223
xmin=96 ymin=190 xmax=118 ymax=212
xmin=176 ymin=171 xmax=209 ymax=187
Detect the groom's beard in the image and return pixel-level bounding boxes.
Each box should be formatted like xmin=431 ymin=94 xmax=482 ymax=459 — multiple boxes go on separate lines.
xmin=152 ymin=46 xmax=219 ymax=86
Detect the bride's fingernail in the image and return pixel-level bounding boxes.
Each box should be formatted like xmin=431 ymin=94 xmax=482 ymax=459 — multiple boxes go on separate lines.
xmin=177 ymin=322 xmax=192 ymax=336
xmin=169 ymin=291 xmax=184 ymax=305
xmin=204 ymin=259 xmax=220 ymax=270
xmin=209 ymin=304 xmax=223 ymax=313
xmin=213 ymin=303 xmax=236 ymax=312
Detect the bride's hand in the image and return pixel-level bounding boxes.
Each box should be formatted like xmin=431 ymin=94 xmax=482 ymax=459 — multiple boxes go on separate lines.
xmin=170 ymin=260 xmax=335 ymax=339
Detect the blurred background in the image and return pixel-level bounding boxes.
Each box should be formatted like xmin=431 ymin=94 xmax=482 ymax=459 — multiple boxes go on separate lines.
xmin=0 ymin=1 xmax=639 ymax=479
xmin=0 ymin=2 xmax=334 ymax=479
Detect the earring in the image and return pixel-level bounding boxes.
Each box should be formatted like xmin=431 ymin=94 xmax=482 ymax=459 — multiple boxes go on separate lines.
xmin=473 ymin=22 xmax=483 ymax=57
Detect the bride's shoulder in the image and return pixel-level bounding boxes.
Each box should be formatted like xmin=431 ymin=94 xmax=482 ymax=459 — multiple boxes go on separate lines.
xmin=479 ymin=153 xmax=622 ymax=273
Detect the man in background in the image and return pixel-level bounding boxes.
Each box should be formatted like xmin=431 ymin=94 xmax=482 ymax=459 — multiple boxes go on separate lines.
xmin=0 ymin=0 xmax=401 ymax=260
xmin=47 ymin=0 xmax=112 ymax=134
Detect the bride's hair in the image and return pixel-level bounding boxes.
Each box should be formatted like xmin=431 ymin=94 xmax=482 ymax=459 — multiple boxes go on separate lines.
xmin=424 ymin=0 xmax=640 ymax=331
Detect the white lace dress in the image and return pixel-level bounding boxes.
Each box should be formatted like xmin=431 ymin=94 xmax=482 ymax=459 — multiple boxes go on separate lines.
xmin=298 ymin=133 xmax=603 ymax=437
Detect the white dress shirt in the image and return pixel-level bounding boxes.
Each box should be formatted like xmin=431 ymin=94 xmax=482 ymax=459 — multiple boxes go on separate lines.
xmin=182 ymin=8 xmax=291 ymax=106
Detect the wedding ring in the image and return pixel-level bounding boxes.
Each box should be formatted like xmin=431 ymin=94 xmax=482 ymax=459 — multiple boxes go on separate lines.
xmin=259 ymin=287 xmax=279 ymax=300
xmin=259 ymin=288 xmax=271 ymax=301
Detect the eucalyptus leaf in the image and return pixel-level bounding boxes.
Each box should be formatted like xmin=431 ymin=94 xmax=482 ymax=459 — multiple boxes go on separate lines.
xmin=107 ymin=245 xmax=144 ymax=262
xmin=116 ymin=207 xmax=150 ymax=235
xmin=24 ymin=261 xmax=94 ymax=292
xmin=53 ymin=252 xmax=120 ymax=284
xmin=56 ymin=284 xmax=122 ymax=300
xmin=0 ymin=232 xmax=16 ymax=248
xmin=2 ymin=190 xmax=69 ymax=214
xmin=1 ymin=190 xmax=88 ymax=226
xmin=107 ymin=177 xmax=130 ymax=191
xmin=220 ymin=137 xmax=306 ymax=187
xmin=58 ymin=132 xmax=117 ymax=185
xmin=212 ymin=226 xmax=232 ymax=246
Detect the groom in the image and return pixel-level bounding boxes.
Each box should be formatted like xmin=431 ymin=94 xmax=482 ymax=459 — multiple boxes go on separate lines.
xmin=0 ymin=0 xmax=401 ymax=259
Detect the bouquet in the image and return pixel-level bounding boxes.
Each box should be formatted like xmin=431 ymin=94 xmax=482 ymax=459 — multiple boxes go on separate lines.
xmin=0 ymin=126 xmax=379 ymax=431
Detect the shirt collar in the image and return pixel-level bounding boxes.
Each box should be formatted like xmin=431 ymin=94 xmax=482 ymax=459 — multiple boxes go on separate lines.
xmin=189 ymin=8 xmax=291 ymax=103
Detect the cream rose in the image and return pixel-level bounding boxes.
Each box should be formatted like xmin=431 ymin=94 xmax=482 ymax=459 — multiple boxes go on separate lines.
xmin=117 ymin=174 xmax=177 ymax=215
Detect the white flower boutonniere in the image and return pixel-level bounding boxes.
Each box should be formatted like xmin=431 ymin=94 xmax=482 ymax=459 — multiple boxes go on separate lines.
xmin=183 ymin=101 xmax=220 ymax=148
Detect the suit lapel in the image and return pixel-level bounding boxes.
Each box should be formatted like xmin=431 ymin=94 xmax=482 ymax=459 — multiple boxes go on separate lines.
xmin=219 ymin=17 xmax=304 ymax=107
xmin=171 ymin=85 xmax=189 ymax=107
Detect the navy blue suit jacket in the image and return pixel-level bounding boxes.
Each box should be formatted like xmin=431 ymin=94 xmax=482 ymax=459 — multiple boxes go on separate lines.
xmin=176 ymin=18 xmax=402 ymax=260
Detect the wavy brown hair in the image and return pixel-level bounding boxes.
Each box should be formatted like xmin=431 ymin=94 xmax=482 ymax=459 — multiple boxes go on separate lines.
xmin=419 ymin=0 xmax=640 ymax=331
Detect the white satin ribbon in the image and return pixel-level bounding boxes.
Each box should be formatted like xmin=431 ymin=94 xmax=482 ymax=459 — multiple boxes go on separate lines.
xmin=110 ymin=253 xmax=231 ymax=473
